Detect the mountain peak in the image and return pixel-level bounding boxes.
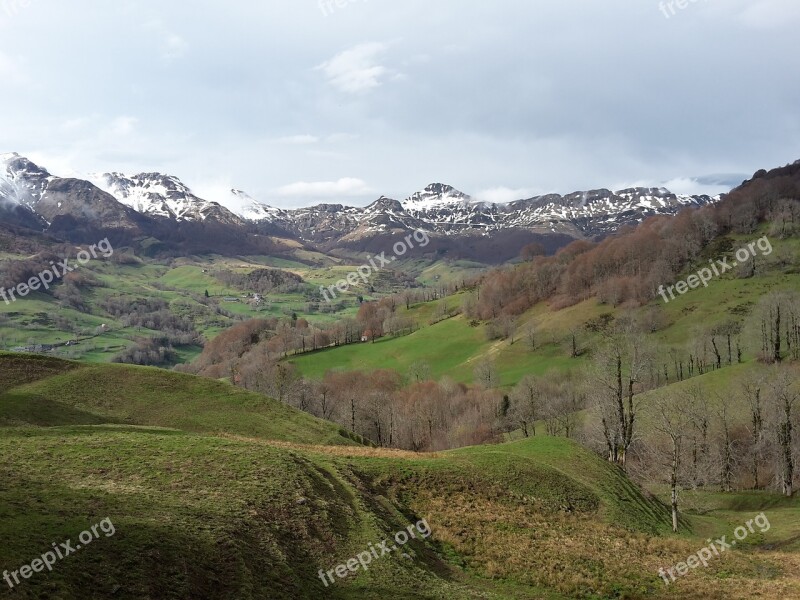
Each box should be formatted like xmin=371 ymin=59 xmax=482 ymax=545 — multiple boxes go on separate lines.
xmin=89 ymin=171 xmax=242 ymax=225
xmin=229 ymin=190 xmax=285 ymax=222
xmin=0 ymin=154 xmax=54 ymax=212
xmin=0 ymin=151 xmax=21 ymax=162
xmin=1 ymin=153 xmax=51 ymax=177
xmin=366 ymin=195 xmax=404 ymax=212
xmin=403 ymin=183 xmax=472 ymax=210
xmin=231 ymin=188 xmax=253 ymax=200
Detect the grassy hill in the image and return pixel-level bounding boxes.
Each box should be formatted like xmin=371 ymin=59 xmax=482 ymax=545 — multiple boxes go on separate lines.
xmin=0 ymin=352 xmax=355 ymax=445
xmin=288 ymin=231 xmax=800 ymax=388
xmin=1 ymin=354 xmax=799 ymax=599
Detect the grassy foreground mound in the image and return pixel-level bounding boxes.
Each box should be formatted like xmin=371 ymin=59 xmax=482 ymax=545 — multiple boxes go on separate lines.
xmin=0 ymin=351 xmax=355 ymax=445
xmin=1 ymin=354 xmax=798 ymax=599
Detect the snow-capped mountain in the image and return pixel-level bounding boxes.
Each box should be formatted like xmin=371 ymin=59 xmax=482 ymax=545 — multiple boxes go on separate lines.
xmin=402 ymin=183 xmax=473 ymax=211
xmin=225 ymin=189 xmax=287 ymax=222
xmin=0 ymin=152 xmax=53 ymax=209
xmin=90 ymin=172 xmax=244 ymax=226
xmin=396 ymin=184 xmax=499 ymax=230
xmin=246 ymin=182 xmax=715 ymax=242
xmin=504 ymin=187 xmax=713 ymax=237
xmin=0 ymin=153 xmax=51 ymax=230
xmin=0 ymin=152 xmax=721 ymax=263
xmin=1 ymin=153 xmax=141 ymax=230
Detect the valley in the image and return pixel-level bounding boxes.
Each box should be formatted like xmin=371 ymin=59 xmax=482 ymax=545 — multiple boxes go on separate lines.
xmin=2 ymin=157 xmax=800 ymax=598
xmin=1 ymin=3 xmax=798 ymax=596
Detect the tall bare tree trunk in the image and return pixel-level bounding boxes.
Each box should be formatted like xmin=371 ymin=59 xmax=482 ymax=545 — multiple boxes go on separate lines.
xmin=749 ymin=385 xmax=763 ymax=490
xmin=772 ymin=372 xmax=796 ymax=497
xmin=779 ymin=416 xmax=794 ymax=497
xmin=671 ymin=440 xmax=680 ymax=532
xmin=774 ymin=304 xmax=782 ymax=363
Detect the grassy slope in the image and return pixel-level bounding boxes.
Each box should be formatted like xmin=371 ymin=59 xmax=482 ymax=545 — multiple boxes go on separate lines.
xmin=289 ymin=233 xmax=800 ymax=388
xmin=0 ymin=352 xmax=354 ymax=446
xmin=1 ymin=354 xmax=799 ymax=599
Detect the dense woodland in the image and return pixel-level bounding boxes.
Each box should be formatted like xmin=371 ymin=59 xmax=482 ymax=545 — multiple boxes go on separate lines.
xmin=213 ymin=268 xmax=305 ymax=294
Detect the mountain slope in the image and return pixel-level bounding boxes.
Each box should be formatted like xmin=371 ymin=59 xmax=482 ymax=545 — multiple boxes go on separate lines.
xmin=91 ymin=172 xmax=245 ymax=225
xmin=505 ymin=186 xmax=713 ymax=237
xmin=257 ymin=182 xmax=716 ymax=245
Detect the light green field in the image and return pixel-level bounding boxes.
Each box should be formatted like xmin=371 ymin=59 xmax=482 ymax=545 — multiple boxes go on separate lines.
xmin=1 ymin=247 xmax=484 ymax=363
xmin=0 ymin=256 xmax=384 ymax=361
xmin=290 ymin=315 xmax=485 ymax=381
xmin=289 ymin=235 xmax=800 ymax=388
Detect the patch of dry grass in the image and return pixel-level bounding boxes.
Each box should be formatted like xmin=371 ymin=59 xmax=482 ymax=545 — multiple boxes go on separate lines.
xmin=408 ymin=490 xmax=800 ymax=600
xmin=218 ymin=433 xmax=444 ymax=459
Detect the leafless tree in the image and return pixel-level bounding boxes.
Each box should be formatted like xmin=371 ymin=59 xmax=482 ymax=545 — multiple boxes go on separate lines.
xmin=743 ymin=375 xmax=766 ymax=489
xmin=716 ymin=394 xmax=735 ymax=493
xmin=685 ymin=385 xmax=711 ymax=487
xmin=652 ymin=393 xmax=694 ymax=532
xmin=509 ymin=374 xmax=541 ymax=437
xmin=474 ymin=358 xmax=500 ymax=389
xmin=769 ymin=370 xmax=798 ymax=497
xmin=523 ymin=322 xmax=536 ymax=351
xmin=595 ymin=329 xmax=654 ymax=469
xmin=408 ymin=360 xmax=432 ymax=384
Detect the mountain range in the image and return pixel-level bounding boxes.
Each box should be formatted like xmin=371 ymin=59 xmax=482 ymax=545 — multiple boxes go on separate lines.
xmin=0 ymin=152 xmax=720 ymax=263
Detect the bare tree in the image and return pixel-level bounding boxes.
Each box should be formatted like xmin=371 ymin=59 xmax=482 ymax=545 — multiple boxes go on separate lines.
xmin=553 ymin=387 xmax=585 ymax=439
xmin=757 ymin=293 xmax=784 ymax=363
xmin=770 ymin=370 xmax=798 ymax=497
xmin=500 ymin=315 xmax=517 ymax=344
xmin=568 ymin=327 xmax=581 ymax=358
xmin=716 ymin=394 xmax=735 ymax=493
xmin=270 ymin=361 xmax=300 ymax=403
xmin=787 ymin=294 xmax=800 ymax=361
xmin=685 ymin=385 xmax=711 ymax=487
xmin=523 ymin=322 xmax=536 ymax=351
xmin=287 ymin=378 xmax=312 ymax=413
xmin=743 ymin=376 xmax=765 ymax=489
xmin=408 ymin=360 xmax=431 ymax=384
xmin=474 ymin=358 xmax=500 ymax=389
xmin=595 ymin=330 xmax=654 ymax=469
xmin=509 ymin=374 xmax=541 ymax=437
xmin=652 ymin=393 xmax=694 ymax=532
xmin=314 ymin=380 xmax=335 ymax=421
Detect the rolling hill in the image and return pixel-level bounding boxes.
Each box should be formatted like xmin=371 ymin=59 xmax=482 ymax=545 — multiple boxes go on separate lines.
xmin=1 ymin=354 xmax=799 ymax=599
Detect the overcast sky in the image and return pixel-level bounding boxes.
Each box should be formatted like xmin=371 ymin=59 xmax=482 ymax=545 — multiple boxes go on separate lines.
xmin=1 ymin=0 xmax=798 ymax=209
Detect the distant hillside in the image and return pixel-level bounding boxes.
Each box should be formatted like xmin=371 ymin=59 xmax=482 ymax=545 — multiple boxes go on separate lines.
xmin=466 ymin=159 xmax=800 ymax=317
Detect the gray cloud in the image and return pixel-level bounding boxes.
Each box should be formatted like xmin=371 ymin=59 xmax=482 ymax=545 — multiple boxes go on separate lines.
xmin=0 ymin=0 xmax=797 ymax=209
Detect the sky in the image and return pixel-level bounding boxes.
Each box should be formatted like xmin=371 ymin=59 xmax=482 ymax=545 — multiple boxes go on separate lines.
xmin=1 ymin=0 xmax=799 ymax=210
